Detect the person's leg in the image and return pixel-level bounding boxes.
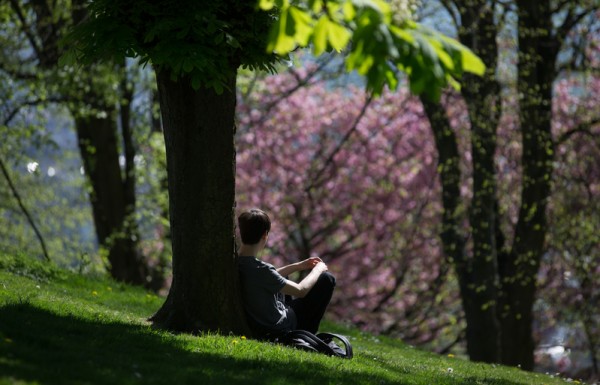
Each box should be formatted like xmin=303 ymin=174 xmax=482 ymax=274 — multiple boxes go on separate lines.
xmin=289 ymin=272 xmax=335 ymax=333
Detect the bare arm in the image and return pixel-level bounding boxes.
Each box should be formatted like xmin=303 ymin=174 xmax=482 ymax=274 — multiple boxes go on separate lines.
xmin=280 ymin=262 xmax=328 ymax=298
xmin=277 ymin=256 xmax=322 ymax=277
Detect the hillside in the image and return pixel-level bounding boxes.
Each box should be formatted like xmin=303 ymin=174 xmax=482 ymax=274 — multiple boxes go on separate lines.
xmin=0 ymin=253 xmax=578 ymax=385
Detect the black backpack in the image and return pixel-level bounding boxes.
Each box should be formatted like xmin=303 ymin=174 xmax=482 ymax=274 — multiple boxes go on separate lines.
xmin=273 ymin=330 xmax=353 ymax=359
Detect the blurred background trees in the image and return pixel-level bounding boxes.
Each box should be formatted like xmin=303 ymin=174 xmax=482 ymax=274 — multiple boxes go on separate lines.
xmin=1 ymin=0 xmax=598 ymax=380
xmin=0 ymin=0 xmax=169 ymax=287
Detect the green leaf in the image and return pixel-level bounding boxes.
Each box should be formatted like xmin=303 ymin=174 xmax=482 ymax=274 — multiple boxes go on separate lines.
xmin=436 ymin=32 xmax=485 ymax=76
xmin=313 ymin=16 xmax=329 ymax=55
xmin=390 ymin=25 xmax=415 ymax=45
xmin=58 ymin=50 xmax=77 ymax=67
xmin=176 ymin=26 xmax=190 ymax=39
xmin=384 ymin=66 xmax=398 ymax=90
xmin=327 ymin=21 xmax=351 ymax=52
xmin=191 ymin=75 xmax=201 ymax=90
xmin=259 ymin=0 xmax=276 ymax=11
xmin=267 ymin=9 xmax=297 ymax=53
xmin=288 ymin=6 xmax=313 ymax=46
xmin=447 ymin=75 xmax=461 ymax=91
xmin=342 ymin=1 xmax=356 ymax=21
xmin=427 ymin=38 xmax=454 ymax=71
xmin=226 ymin=34 xmax=241 ymax=48
xmin=308 ymin=0 xmax=323 ymax=13
xmin=460 ymin=48 xmax=485 ymax=76
xmin=182 ymin=59 xmax=193 ymax=73
xmin=284 ymin=7 xmax=297 ymax=36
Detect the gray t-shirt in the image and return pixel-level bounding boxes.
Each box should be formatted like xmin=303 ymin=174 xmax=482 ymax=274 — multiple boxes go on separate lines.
xmin=238 ymin=256 xmax=297 ymax=333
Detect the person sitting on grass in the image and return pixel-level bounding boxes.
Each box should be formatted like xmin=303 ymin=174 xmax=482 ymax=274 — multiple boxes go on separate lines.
xmin=237 ymin=208 xmax=336 ymax=337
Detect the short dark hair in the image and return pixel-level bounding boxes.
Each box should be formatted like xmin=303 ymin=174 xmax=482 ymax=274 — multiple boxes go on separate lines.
xmin=238 ymin=208 xmax=271 ymax=245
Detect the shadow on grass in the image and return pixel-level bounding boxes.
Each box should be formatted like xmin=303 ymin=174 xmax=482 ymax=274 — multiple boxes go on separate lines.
xmin=0 ymin=303 xmax=383 ymax=385
xmin=0 ymin=303 xmax=528 ymax=385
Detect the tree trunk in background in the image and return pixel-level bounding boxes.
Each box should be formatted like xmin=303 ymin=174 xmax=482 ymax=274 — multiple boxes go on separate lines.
xmin=456 ymin=0 xmax=503 ymax=363
xmin=149 ymin=70 xmax=250 ymax=334
xmin=431 ymin=0 xmax=594 ymax=371
xmin=421 ymin=96 xmax=472 ymax=352
xmin=500 ymin=1 xmax=558 ymax=369
xmin=428 ymin=0 xmax=503 ymax=363
xmin=75 ymin=111 xmax=147 ymax=285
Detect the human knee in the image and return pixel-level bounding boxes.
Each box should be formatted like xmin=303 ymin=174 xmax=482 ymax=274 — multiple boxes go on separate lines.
xmin=319 ymin=271 xmax=336 ymax=288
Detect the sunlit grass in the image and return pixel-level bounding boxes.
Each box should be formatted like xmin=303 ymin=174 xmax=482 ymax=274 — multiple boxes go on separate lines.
xmin=0 ymin=252 xmax=577 ymax=385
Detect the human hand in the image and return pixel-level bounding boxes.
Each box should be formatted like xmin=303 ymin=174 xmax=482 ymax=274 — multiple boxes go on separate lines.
xmin=301 ymin=256 xmax=323 ymax=270
xmin=313 ymin=261 xmax=328 ymax=273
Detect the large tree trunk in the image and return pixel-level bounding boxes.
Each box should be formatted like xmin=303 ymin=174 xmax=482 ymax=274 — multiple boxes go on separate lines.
xmin=149 ymin=69 xmax=249 ymax=334
xmin=75 ymin=111 xmax=147 ymax=285
xmin=500 ymin=1 xmax=558 ymax=370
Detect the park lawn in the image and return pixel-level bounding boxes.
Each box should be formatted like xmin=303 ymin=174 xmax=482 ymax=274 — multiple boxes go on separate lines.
xmin=0 ymin=253 xmax=576 ymax=385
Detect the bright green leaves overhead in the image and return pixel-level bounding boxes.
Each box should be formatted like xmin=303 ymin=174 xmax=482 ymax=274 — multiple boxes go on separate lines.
xmin=61 ymin=0 xmax=484 ymax=96
xmin=259 ymin=0 xmax=485 ymax=99
xmin=313 ymin=16 xmax=352 ymax=54
xmin=61 ymin=0 xmax=279 ymax=93
xmin=266 ymin=0 xmax=314 ymax=53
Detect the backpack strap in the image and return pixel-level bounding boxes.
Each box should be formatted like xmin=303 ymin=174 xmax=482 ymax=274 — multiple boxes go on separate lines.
xmin=317 ymin=332 xmax=353 ymax=359
xmin=274 ymin=330 xmax=353 ymax=359
xmin=279 ymin=330 xmax=336 ymax=355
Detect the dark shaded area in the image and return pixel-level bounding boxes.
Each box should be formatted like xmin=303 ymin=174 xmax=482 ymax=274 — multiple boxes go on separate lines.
xmin=0 ymin=304 xmax=536 ymax=385
xmin=0 ymin=304 xmax=359 ymax=385
xmin=0 ymin=303 xmax=530 ymax=385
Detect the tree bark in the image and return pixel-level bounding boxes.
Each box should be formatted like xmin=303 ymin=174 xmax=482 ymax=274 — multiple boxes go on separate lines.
xmin=149 ymin=69 xmax=250 ymax=334
xmin=75 ymin=112 xmax=147 ymax=285
xmin=421 ymin=95 xmax=474 ymax=350
xmin=459 ymin=2 xmax=503 ymax=361
xmin=428 ymin=0 xmax=503 ymax=364
xmin=500 ymin=0 xmax=558 ymax=370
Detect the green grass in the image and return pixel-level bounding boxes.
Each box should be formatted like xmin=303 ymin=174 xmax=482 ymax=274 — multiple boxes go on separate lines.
xmin=0 ymin=253 xmax=577 ymax=385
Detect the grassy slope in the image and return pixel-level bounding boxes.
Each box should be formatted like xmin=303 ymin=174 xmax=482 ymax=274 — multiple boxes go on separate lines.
xmin=0 ymin=253 xmax=573 ymax=385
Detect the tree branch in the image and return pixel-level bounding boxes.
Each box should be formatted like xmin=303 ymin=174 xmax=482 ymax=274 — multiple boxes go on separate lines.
xmin=551 ymin=0 xmax=573 ymax=14
xmin=246 ymin=55 xmax=336 ymax=129
xmin=555 ymin=117 xmax=600 ymax=147
xmin=0 ymin=64 xmax=37 ymax=80
xmin=0 ymin=156 xmax=51 ymax=262
xmin=556 ymin=8 xmax=594 ymax=42
xmin=439 ymin=0 xmax=460 ymax=29
xmin=3 ymin=97 xmax=65 ymax=126
xmin=9 ymin=0 xmax=44 ymax=61
xmin=304 ymin=94 xmax=373 ymax=194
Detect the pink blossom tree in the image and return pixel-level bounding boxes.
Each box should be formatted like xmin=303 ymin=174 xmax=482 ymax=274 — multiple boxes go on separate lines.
xmin=236 ymin=68 xmax=461 ymax=346
xmin=236 ymin=62 xmax=600 ymax=376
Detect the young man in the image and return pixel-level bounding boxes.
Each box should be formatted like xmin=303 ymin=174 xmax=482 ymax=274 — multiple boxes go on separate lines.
xmin=237 ymin=208 xmax=336 ymax=337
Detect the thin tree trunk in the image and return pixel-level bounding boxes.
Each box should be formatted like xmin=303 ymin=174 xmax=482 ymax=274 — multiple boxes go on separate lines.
xmin=421 ymin=95 xmax=473 ymax=347
xmin=75 ymin=111 xmax=147 ymax=285
xmin=501 ymin=1 xmax=558 ymax=370
xmin=0 ymin=156 xmax=50 ymax=262
xmin=430 ymin=0 xmax=504 ymax=363
xmin=149 ymin=69 xmax=250 ymax=334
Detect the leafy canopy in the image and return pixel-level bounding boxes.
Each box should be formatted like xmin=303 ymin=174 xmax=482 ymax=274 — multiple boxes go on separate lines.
xmin=62 ymin=0 xmax=483 ymax=99
xmin=61 ymin=0 xmax=278 ymax=93
xmin=260 ymin=0 xmax=485 ymax=99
